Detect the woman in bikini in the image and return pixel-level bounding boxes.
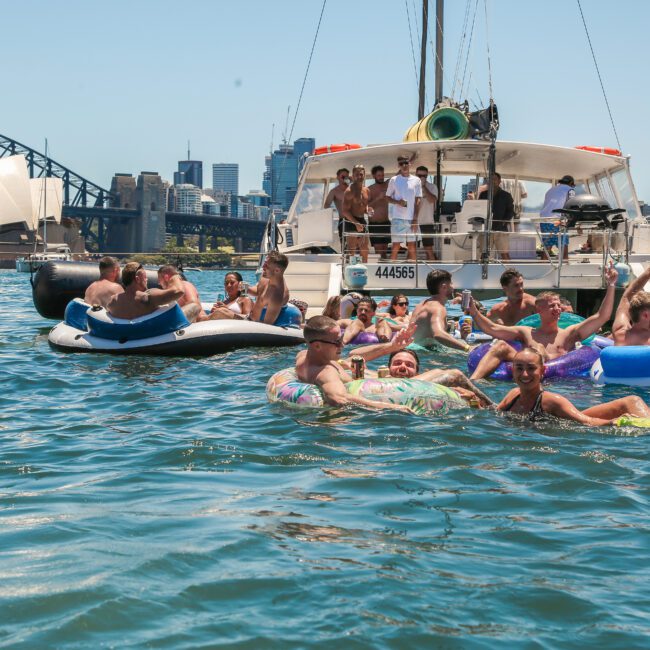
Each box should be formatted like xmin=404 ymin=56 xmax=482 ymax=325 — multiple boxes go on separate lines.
xmin=376 ymin=294 xmax=411 ymax=331
xmin=208 ymin=272 xmax=253 ymax=320
xmin=497 ymin=347 xmax=650 ymax=425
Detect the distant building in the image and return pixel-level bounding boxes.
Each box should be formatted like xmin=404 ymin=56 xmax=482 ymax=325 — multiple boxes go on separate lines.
xmin=461 ymin=179 xmax=478 ymax=202
xmin=213 ymin=163 xmax=239 ymax=196
xmin=179 ymin=160 xmax=203 ymax=188
xmin=265 ymin=137 xmax=315 ymax=211
xmin=174 ymin=184 xmax=202 ymax=214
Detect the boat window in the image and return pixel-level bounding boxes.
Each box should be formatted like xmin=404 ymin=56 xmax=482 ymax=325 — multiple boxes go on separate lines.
xmin=611 ymin=168 xmax=638 ymax=218
xmin=295 ymin=182 xmax=325 ymax=216
xmin=594 ymin=174 xmax=617 ymax=210
xmin=517 ymin=181 xmax=552 ymax=214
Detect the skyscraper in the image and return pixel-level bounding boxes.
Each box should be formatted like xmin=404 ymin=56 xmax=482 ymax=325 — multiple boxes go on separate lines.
xmin=266 ymin=137 xmax=315 ymax=211
xmin=212 ymin=163 xmax=239 ymax=196
xmin=176 ymin=160 xmax=203 ymax=188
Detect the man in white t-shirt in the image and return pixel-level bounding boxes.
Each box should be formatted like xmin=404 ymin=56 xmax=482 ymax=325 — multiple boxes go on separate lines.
xmin=386 ymin=156 xmax=422 ymax=261
xmin=415 ymin=165 xmax=439 ymax=260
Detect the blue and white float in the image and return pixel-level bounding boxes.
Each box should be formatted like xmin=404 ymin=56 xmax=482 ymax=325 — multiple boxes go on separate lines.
xmin=590 ymin=345 xmax=650 ymax=387
xmin=49 ymin=299 xmax=304 ymax=356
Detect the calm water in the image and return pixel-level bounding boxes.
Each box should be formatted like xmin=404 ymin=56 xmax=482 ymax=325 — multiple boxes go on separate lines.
xmin=1 ymin=269 xmax=649 ymax=649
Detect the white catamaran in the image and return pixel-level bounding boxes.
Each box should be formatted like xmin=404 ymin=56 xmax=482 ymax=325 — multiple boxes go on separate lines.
xmin=259 ymin=1 xmax=649 ymax=317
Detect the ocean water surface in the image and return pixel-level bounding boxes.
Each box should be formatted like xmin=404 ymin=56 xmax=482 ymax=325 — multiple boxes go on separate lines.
xmin=1 ymin=268 xmax=649 ymax=648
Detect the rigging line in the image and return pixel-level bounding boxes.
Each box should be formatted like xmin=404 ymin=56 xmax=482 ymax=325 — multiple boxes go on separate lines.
xmin=576 ymin=0 xmax=622 ymax=152
xmin=451 ymin=0 xmax=472 ymax=100
xmin=404 ymin=0 xmax=420 ymax=89
xmin=482 ymin=0 xmax=494 ymax=102
xmin=287 ymin=0 xmax=327 ymax=145
xmin=459 ymin=0 xmax=479 ymax=101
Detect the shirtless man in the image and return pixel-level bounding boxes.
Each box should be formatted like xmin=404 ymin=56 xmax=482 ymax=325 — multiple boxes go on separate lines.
xmin=339 ymin=296 xmax=392 ymax=345
xmin=107 ymin=262 xmax=184 ymax=320
xmin=613 ymin=264 xmax=650 ymax=346
xmin=249 ymin=251 xmax=290 ymax=325
xmin=411 ymin=269 xmax=474 ymax=351
xmin=157 ymin=264 xmax=205 ymax=323
xmin=487 ymin=268 xmax=536 ymax=325
xmin=348 ymin=324 xmax=492 ymax=407
xmin=84 ymin=256 xmax=123 ymax=308
xmin=341 ymin=164 xmax=370 ymax=261
xmin=367 ymin=165 xmax=390 ymax=258
xmin=295 ymin=315 xmax=412 ymax=411
xmin=468 ymin=264 xmax=618 ymax=380
xmin=324 ymin=167 xmax=350 ymax=244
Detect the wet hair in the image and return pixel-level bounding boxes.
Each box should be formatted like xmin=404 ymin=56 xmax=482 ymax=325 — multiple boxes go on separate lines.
xmin=388 ymin=294 xmax=409 ymax=316
xmin=388 ymin=349 xmax=420 ymax=373
xmin=304 ymin=315 xmax=337 ymax=342
xmin=415 ymin=165 xmax=429 ymax=174
xmin=336 ymin=168 xmax=349 ymax=176
xmin=158 ymin=264 xmax=178 ymax=277
xmin=629 ymin=291 xmax=650 ymax=323
xmin=535 ymin=291 xmax=561 ymax=305
xmin=99 ymin=256 xmax=119 ymax=275
xmin=500 ymin=268 xmax=523 ymax=288
xmin=122 ymin=261 xmax=143 ymax=287
xmin=322 ymin=295 xmax=341 ymax=320
xmin=357 ymin=296 xmax=377 ymax=312
xmin=371 ymin=165 xmax=384 ymax=175
xmin=559 ymin=297 xmax=573 ymax=310
xmin=266 ymin=250 xmax=289 ymax=271
xmin=513 ymin=347 xmax=545 ymax=367
xmin=426 ymin=269 xmax=452 ymax=295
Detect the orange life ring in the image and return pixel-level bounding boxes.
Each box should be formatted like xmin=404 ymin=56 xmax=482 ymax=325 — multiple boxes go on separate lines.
xmin=314 ymin=143 xmax=361 ymax=155
xmin=575 ymin=146 xmax=622 ymax=156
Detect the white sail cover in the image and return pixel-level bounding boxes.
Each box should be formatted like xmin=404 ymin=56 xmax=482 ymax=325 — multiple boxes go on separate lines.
xmin=30 ymin=177 xmax=63 ymax=227
xmin=0 ymin=155 xmax=33 ymax=228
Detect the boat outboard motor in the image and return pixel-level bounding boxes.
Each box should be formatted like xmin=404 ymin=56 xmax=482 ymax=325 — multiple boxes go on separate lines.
xmin=553 ymin=194 xmax=625 ymax=230
xmin=32 ymin=261 xmax=161 ymax=320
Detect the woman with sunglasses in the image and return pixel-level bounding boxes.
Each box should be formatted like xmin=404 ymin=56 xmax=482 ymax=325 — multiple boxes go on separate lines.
xmin=376 ymin=294 xmax=411 ymax=331
xmin=497 ymin=347 xmax=650 ymax=425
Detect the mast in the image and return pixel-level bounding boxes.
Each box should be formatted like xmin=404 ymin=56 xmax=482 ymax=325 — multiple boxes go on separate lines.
xmin=43 ymin=138 xmax=48 ymax=252
xmin=417 ymin=1 xmax=429 ymax=120
xmin=434 ymin=0 xmax=443 ymax=104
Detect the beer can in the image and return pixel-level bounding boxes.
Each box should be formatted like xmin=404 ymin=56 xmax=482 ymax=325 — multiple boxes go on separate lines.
xmin=351 ymin=355 xmax=365 ymax=380
xmin=459 ymin=315 xmax=473 ymax=331
xmin=377 ymin=366 xmax=390 ymax=378
xmin=217 ymin=292 xmax=225 ymax=303
xmin=240 ymin=281 xmax=249 ymax=296
xmin=461 ymin=289 xmax=472 ymax=312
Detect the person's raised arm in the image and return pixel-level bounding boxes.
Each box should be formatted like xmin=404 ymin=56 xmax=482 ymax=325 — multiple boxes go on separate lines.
xmin=469 ymin=298 xmax=522 ymax=341
xmin=351 ymin=323 xmax=416 ymax=362
xmin=428 ymin=304 xmax=474 ymax=351
xmin=613 ymin=264 xmax=650 ymax=341
xmin=571 ymin=264 xmax=618 ymax=342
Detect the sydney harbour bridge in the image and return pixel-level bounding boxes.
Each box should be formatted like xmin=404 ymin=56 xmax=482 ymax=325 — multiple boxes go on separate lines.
xmin=0 ymin=134 xmax=265 ymax=252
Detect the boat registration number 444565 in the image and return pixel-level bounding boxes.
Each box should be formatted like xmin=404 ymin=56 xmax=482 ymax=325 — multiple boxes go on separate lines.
xmin=374 ymin=266 xmax=416 ymax=280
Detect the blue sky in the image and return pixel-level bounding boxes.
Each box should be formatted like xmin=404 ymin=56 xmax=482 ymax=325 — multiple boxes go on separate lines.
xmin=3 ymin=0 xmax=649 ymax=200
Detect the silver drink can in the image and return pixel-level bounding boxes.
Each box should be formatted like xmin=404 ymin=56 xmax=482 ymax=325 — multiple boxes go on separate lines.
xmin=351 ymin=355 xmax=365 ymax=380
xmin=240 ymin=281 xmax=249 ymax=296
xmin=461 ymin=289 xmax=472 ymax=312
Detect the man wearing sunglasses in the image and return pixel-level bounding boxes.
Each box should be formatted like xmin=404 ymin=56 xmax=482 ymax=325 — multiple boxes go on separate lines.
xmin=386 ymin=155 xmax=422 ymax=262
xmin=295 ymin=315 xmax=413 ymax=411
xmin=107 ymin=261 xmax=184 ymax=320
xmin=415 ymin=166 xmax=438 ymax=261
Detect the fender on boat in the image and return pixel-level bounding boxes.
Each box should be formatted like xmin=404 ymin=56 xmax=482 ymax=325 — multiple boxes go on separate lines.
xmin=32 ymin=261 xmax=160 ymax=320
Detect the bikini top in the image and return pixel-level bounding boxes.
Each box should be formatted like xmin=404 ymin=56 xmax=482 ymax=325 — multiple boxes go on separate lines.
xmin=503 ymin=390 xmax=545 ymax=422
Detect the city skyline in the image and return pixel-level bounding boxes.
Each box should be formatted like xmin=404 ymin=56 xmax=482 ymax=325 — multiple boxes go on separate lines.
xmin=3 ymin=1 xmax=650 ymax=203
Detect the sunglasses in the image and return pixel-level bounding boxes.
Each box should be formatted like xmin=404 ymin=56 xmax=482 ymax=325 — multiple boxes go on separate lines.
xmin=416 ymin=174 xmax=427 ymax=179
xmin=398 ymin=161 xmax=409 ymax=166
xmin=396 ymin=301 xmax=409 ymax=306
xmin=311 ymin=336 xmax=344 ymax=347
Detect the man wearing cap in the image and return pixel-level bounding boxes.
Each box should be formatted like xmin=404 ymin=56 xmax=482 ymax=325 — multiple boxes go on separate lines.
xmin=386 ymin=156 xmax=422 ymax=262
xmin=540 ymin=175 xmax=576 ymax=260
